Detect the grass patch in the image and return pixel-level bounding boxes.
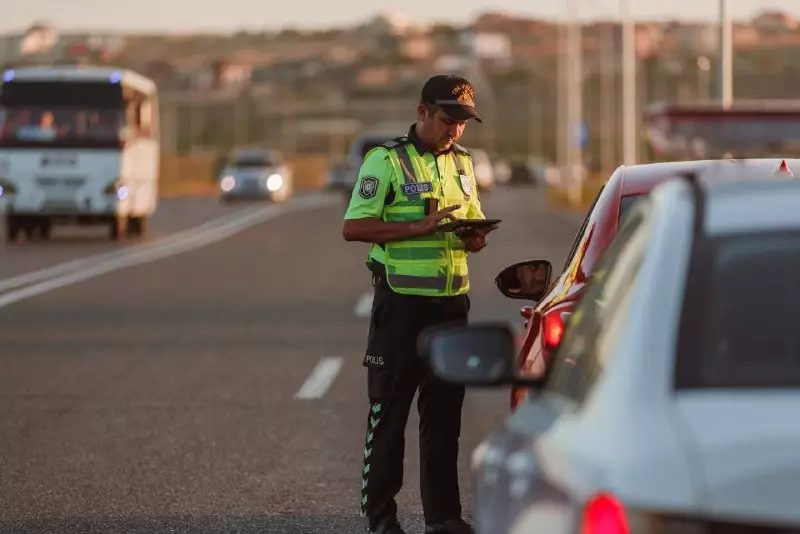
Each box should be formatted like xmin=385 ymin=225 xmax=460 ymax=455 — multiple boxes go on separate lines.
xmin=159 ymin=179 xmax=219 ymax=199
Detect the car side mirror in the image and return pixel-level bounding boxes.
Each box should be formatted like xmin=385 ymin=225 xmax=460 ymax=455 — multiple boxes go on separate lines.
xmin=418 ymin=322 xmax=545 ymax=388
xmin=495 ymin=260 xmax=553 ymax=301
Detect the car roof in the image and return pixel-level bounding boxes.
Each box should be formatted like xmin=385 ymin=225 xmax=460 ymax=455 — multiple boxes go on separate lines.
xmin=618 ymin=158 xmax=798 ymax=196
xmin=697 ymin=177 xmax=800 ymax=235
xmin=554 ymin=158 xmax=798 ymax=300
xmin=231 ymin=147 xmax=280 ymax=158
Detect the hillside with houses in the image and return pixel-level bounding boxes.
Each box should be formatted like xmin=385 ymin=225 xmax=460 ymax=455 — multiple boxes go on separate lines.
xmin=2 ymin=10 xmax=800 ymax=166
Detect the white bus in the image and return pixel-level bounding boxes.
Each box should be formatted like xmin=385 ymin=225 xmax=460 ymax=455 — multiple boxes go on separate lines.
xmin=0 ymin=66 xmax=160 ymax=241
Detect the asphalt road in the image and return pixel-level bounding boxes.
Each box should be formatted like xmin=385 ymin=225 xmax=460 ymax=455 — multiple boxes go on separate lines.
xmin=0 ymin=185 xmax=582 ymax=534
xmin=0 ymin=197 xmax=256 ymax=280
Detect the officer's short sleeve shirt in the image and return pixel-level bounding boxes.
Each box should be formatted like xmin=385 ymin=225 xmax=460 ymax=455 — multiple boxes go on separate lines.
xmin=465 ymin=177 xmax=485 ymax=220
xmin=344 ymin=148 xmax=394 ymax=220
xmin=459 ymin=152 xmax=485 ymax=220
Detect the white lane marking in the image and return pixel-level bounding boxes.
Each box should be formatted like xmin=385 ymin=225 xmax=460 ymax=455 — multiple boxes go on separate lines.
xmin=295 ymin=357 xmax=344 ymax=399
xmin=0 ymin=193 xmax=338 ymax=310
xmin=354 ymin=292 xmax=373 ymax=318
xmin=0 ymin=205 xmax=266 ymax=294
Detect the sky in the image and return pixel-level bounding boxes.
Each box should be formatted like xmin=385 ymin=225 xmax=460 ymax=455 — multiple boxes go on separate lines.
xmin=1 ymin=0 xmax=797 ymax=34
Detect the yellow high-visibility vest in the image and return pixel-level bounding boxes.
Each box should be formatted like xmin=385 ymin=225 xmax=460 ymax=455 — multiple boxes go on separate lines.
xmin=369 ymin=137 xmax=478 ymax=297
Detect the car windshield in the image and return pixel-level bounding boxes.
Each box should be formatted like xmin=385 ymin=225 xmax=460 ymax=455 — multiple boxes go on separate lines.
xmin=677 ymin=230 xmax=800 ymax=388
xmin=231 ymin=154 xmax=278 ymax=168
xmin=0 ymin=106 xmax=125 ymax=148
xmin=619 ymin=194 xmax=646 ymax=222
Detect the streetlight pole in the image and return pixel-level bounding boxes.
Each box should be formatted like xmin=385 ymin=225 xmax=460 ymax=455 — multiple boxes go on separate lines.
xmin=719 ymin=0 xmax=733 ymax=109
xmin=621 ymin=0 xmax=637 ymax=165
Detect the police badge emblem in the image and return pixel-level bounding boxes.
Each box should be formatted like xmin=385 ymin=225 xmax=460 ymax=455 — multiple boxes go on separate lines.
xmin=451 ymin=83 xmax=475 ymax=107
xmin=459 ymin=174 xmax=473 ymax=199
xmin=359 ymin=176 xmax=378 ymax=199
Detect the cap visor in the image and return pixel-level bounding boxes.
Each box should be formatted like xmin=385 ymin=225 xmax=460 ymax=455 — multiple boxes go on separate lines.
xmin=442 ymin=105 xmax=482 ymax=123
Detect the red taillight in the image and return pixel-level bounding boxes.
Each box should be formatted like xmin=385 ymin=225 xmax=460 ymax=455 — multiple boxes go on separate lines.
xmin=581 ymin=493 xmax=630 ymax=534
xmin=543 ymin=312 xmax=566 ymax=348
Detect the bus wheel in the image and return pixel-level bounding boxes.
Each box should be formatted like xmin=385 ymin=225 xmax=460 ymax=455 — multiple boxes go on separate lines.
xmin=127 ymin=216 xmax=147 ymax=237
xmin=38 ymin=219 xmax=52 ymax=240
xmin=110 ymin=216 xmax=128 ymax=241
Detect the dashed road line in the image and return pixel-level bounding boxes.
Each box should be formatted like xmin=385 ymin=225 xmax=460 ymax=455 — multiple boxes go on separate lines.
xmin=0 ymin=193 xmax=338 ymax=310
xmin=295 ymin=357 xmax=344 ymax=400
xmin=353 ymin=292 xmax=373 ymax=318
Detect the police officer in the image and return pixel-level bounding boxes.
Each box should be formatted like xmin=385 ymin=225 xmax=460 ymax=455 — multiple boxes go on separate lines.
xmin=342 ymin=74 xmax=498 ymax=534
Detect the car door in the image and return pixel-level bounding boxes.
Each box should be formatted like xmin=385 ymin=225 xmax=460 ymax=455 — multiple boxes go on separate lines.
xmin=484 ymin=201 xmax=655 ymax=532
xmin=509 ymin=190 xmax=605 ymax=408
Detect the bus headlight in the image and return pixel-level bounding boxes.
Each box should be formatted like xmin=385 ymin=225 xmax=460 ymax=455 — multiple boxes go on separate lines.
xmin=103 ymin=180 xmax=128 ymax=200
xmin=220 ymin=176 xmax=236 ymax=192
xmin=266 ymin=173 xmax=283 ymax=192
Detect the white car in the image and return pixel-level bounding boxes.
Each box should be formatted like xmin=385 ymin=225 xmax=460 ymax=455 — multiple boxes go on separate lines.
xmin=218 ymin=148 xmax=293 ymax=202
xmin=421 ymin=162 xmax=800 ymax=533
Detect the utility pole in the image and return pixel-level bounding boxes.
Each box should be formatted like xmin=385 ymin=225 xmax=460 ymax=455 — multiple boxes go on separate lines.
xmin=556 ymin=18 xmax=567 ymax=187
xmin=528 ymin=66 xmax=541 ymax=158
xmin=719 ymin=0 xmax=733 ymax=109
xmin=565 ymin=0 xmax=583 ymax=204
xmin=600 ymin=23 xmax=615 ymax=175
xmin=621 ymin=0 xmax=637 ymax=166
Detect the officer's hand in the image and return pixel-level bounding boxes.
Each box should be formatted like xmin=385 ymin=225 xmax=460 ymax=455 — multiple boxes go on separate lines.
xmin=455 ymin=223 xmax=497 ymax=252
xmin=454 ymin=223 xmax=498 ymax=239
xmin=410 ymin=205 xmax=460 ymax=236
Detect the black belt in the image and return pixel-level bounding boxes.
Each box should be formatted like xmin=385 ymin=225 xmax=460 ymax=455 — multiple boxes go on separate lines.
xmin=367 ymin=261 xmax=388 ymax=288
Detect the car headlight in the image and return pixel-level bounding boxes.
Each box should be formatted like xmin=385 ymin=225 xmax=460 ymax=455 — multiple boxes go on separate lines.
xmin=266 ymin=173 xmax=283 ymax=192
xmin=220 ymin=175 xmax=236 ymax=192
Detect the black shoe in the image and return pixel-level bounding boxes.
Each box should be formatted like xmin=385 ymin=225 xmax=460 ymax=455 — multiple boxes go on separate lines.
xmin=369 ymin=516 xmax=406 ymax=534
xmin=424 ymin=518 xmax=475 ymax=534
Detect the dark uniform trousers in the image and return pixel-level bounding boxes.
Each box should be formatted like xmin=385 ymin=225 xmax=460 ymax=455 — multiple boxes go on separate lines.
xmin=360 ymin=267 xmax=469 ymax=529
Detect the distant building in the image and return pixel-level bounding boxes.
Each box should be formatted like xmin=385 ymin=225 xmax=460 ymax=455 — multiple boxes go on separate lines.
xmin=21 ymin=23 xmax=58 ymax=55
xmin=752 ymin=10 xmax=798 ymax=32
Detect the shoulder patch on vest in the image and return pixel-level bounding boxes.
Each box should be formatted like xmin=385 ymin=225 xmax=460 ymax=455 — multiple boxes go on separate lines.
xmin=452 ymin=143 xmax=470 ymax=156
xmin=359 ymin=176 xmax=379 ymax=199
xmin=381 ymin=136 xmax=410 ymax=150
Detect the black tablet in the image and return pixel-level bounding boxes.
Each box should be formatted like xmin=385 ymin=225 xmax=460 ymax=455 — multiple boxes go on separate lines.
xmin=438 ymin=218 xmax=502 ymax=232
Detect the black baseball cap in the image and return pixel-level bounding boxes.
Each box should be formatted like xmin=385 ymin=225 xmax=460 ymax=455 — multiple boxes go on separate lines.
xmin=421 ymin=74 xmax=482 ymax=123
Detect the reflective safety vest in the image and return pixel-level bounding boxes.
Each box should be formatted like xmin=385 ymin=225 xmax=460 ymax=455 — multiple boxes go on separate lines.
xmin=372 ymin=137 xmax=477 ymax=297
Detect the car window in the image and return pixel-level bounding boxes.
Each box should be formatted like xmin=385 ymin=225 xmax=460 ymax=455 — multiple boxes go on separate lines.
xmin=544 ymin=199 xmax=652 ymax=404
xmin=562 ymin=185 xmax=605 ymax=272
xmin=619 ymin=194 xmax=647 ymax=223
xmin=232 ymin=154 xmax=278 ymax=167
xmin=676 ymin=230 xmax=800 ymax=389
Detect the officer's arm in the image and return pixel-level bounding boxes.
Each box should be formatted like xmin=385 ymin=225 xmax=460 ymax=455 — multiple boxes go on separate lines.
xmin=342 ymin=148 xmax=429 ymax=243
xmin=465 ymin=168 xmax=486 ymax=220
